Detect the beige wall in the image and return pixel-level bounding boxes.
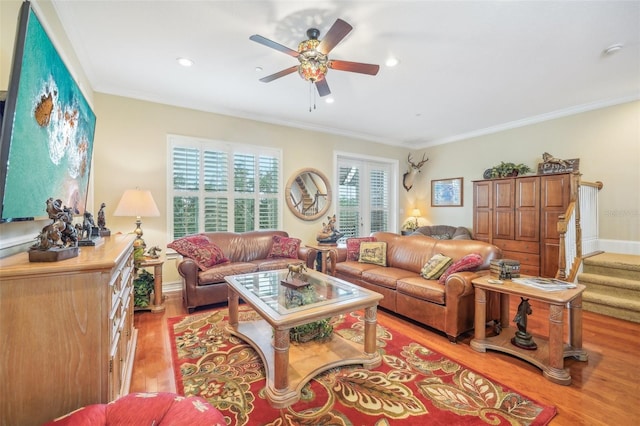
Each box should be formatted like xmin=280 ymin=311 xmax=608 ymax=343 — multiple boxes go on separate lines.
xmin=92 ymin=93 xmax=406 ymax=248
xmin=2 ymin=0 xmax=639 ymax=272
xmin=413 ymin=101 xmax=640 ymax=243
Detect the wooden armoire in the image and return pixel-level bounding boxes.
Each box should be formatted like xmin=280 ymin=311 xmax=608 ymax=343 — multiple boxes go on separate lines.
xmin=473 ymin=172 xmax=578 ymax=277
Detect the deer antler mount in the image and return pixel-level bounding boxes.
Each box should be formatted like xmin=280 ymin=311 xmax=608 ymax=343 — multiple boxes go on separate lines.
xmin=402 ymin=153 xmax=429 ymax=191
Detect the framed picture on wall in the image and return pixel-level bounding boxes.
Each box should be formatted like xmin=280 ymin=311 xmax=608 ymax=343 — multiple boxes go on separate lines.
xmin=431 ymin=177 xmax=463 ymax=207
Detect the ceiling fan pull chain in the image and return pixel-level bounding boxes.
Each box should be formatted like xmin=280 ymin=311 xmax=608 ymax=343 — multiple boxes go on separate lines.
xmin=309 ymin=81 xmax=317 ymax=112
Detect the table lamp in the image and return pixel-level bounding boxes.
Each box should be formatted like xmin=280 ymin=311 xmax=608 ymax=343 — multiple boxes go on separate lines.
xmin=412 ymin=208 xmax=421 ymax=229
xmin=113 ymin=189 xmax=160 ymax=246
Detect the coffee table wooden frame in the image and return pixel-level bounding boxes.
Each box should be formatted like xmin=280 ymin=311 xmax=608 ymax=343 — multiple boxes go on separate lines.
xmin=470 ymin=275 xmax=588 ymax=385
xmin=226 ymin=269 xmax=383 ymax=408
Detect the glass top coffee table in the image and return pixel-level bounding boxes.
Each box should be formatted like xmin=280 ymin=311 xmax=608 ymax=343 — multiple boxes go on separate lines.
xmin=225 ymin=268 xmax=383 ymax=408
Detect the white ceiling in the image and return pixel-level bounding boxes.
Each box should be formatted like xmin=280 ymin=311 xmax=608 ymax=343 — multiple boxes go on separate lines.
xmin=49 ymin=0 xmax=640 ymax=148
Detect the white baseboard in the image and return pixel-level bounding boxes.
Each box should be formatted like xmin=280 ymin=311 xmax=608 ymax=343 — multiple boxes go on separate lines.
xmin=163 ymin=280 xmax=183 ymax=294
xmin=597 ymin=239 xmax=640 ymax=255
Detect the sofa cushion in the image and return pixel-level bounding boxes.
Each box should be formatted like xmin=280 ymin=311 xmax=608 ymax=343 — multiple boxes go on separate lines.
xmin=359 ymin=241 xmax=387 ymax=266
xmin=439 ymin=253 xmax=484 ymax=284
xmin=168 ymin=235 xmax=229 ymax=270
xmin=334 ymin=261 xmax=380 ymax=278
xmin=361 ymin=267 xmax=416 ymax=289
xmin=197 ymin=262 xmax=258 ymax=285
xmin=346 ymin=237 xmax=376 ymax=261
xmin=267 ymin=235 xmax=301 ymax=259
xmin=397 ymin=276 xmax=446 ymax=304
xmin=420 ymin=253 xmax=452 ymax=279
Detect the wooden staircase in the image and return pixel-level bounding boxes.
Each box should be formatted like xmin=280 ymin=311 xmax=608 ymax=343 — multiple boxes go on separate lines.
xmin=294 ymin=175 xmax=315 ymax=213
xmin=578 ymin=253 xmax=640 ymax=323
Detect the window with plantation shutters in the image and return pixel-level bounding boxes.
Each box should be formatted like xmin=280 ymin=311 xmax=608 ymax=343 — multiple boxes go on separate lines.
xmin=168 ymin=135 xmax=282 ymax=240
xmin=336 ymin=154 xmax=397 ymax=241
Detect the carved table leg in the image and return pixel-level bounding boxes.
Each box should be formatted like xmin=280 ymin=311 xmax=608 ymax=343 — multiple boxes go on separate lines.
xmin=273 ymin=328 xmax=290 ymax=391
xmin=569 ymin=294 xmax=589 ymax=361
xmin=227 ymin=287 xmax=239 ymax=329
xmin=545 ymin=303 xmax=571 ymax=385
xmin=363 ymin=305 xmax=381 ymax=368
xmin=471 ymin=287 xmax=487 ymax=352
xmin=150 ymin=264 xmax=165 ymax=313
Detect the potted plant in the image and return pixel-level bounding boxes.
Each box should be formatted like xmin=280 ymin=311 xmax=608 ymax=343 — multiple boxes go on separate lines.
xmin=489 ymin=162 xmax=532 ymax=178
xmin=133 ymin=269 xmax=155 ymax=308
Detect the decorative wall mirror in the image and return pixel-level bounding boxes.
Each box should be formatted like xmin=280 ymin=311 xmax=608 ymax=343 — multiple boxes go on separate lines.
xmin=285 ymin=168 xmax=332 ymax=221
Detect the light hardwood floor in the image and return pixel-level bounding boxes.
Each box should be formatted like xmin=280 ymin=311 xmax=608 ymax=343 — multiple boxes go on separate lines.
xmin=132 ymin=291 xmax=639 ymax=425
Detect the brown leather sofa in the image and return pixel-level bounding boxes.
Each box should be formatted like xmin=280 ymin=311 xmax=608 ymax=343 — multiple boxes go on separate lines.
xmin=332 ymin=231 xmax=502 ymax=341
xmin=176 ymin=230 xmax=314 ymax=312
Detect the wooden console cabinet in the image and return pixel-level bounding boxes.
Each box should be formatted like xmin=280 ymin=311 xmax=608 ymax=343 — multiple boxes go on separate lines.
xmin=0 ymin=234 xmax=137 ymax=426
xmin=473 ymin=173 xmax=576 ymax=277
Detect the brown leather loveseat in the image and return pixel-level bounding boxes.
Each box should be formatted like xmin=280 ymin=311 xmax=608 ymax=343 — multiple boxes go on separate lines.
xmin=333 ymin=231 xmax=502 ymax=341
xmin=173 ymin=230 xmax=313 ymax=312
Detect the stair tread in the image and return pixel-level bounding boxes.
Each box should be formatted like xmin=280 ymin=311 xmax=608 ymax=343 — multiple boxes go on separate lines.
xmin=584 ymin=252 xmax=640 ymax=272
xmin=578 ymin=273 xmax=640 ymax=289
xmin=583 ymin=292 xmax=640 ymax=310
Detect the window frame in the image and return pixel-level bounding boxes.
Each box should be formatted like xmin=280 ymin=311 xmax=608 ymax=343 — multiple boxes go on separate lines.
xmin=167 ymin=134 xmax=283 ymax=241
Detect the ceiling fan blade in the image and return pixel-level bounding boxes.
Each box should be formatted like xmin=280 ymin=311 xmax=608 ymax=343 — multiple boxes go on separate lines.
xmin=259 ymin=66 xmax=298 ymax=83
xmin=315 ymin=79 xmax=331 ymax=97
xmin=249 ymin=34 xmax=299 ymax=57
xmin=329 ymin=60 xmax=380 ymax=75
xmin=317 ymin=19 xmax=352 ymax=54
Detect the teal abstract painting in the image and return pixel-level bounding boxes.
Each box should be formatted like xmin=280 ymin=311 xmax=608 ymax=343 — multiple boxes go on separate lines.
xmin=1 ymin=6 xmax=96 ymax=220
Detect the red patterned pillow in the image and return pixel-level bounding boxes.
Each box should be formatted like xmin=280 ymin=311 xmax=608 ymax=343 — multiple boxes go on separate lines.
xmin=267 ymin=235 xmax=301 ymax=259
xmin=438 ymin=253 xmax=484 ymax=284
xmin=346 ymin=237 xmax=376 ymax=261
xmin=167 ymin=234 xmax=228 ymax=270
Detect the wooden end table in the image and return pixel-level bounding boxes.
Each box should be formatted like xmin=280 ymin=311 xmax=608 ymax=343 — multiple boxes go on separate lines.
xmin=138 ymin=256 xmax=165 ymax=313
xmin=305 ymin=243 xmax=338 ymax=274
xmin=470 ymin=275 xmax=588 ymax=385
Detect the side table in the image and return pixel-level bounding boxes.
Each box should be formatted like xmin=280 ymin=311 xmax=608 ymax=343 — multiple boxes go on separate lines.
xmin=470 ymin=275 xmax=588 ymax=385
xmin=305 ymin=243 xmax=338 ymax=275
xmin=138 ymin=256 xmax=166 ymax=313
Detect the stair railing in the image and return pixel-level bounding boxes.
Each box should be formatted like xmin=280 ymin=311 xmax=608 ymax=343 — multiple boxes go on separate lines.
xmin=557 ymin=179 xmax=603 ymax=282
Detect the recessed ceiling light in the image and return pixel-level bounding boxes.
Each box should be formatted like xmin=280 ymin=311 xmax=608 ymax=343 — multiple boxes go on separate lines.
xmin=385 ymin=57 xmax=399 ymax=67
xmin=603 ymin=44 xmax=623 ymax=56
xmin=255 ymin=66 xmax=263 ymax=72
xmin=177 ymin=57 xmax=194 ymax=67
xmin=325 ymin=97 xmax=334 ymax=104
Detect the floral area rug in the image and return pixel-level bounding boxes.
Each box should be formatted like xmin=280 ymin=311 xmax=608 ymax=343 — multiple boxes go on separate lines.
xmin=168 ymin=306 xmax=556 ymax=425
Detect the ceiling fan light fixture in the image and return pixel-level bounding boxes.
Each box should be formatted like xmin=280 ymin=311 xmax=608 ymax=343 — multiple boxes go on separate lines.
xmin=297 ymin=38 xmax=328 ymax=82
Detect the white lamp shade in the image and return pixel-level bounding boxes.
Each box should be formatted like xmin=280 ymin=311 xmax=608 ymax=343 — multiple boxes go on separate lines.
xmin=113 ymin=189 xmax=160 ymax=218
xmin=412 ymin=208 xmax=422 ymax=217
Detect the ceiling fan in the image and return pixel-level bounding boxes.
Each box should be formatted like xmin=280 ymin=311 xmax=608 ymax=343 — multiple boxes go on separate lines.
xmin=250 ymin=19 xmax=379 ymax=98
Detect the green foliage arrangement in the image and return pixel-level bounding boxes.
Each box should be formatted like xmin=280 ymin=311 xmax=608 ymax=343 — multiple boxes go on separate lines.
xmin=489 ymin=162 xmax=532 ymax=178
xmin=133 ymin=269 xmax=155 ymax=308
xmin=285 ymin=285 xmax=334 ymax=343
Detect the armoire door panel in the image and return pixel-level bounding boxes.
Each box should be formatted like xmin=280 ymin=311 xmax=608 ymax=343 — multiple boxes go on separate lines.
xmin=494 ymin=210 xmax=514 ymax=239
xmin=541 ymin=174 xmax=569 ymax=208
xmin=516 ymin=209 xmax=539 ymax=240
xmin=494 ymin=180 xmax=515 ymax=209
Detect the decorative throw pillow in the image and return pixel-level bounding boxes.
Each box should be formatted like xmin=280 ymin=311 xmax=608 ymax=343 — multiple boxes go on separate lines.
xmin=358 ymin=241 xmax=387 ymax=266
xmin=267 ymin=235 xmax=301 ymax=259
xmin=420 ymin=253 xmax=453 ymax=280
xmin=438 ymin=253 xmax=484 ymax=284
xmin=346 ymin=237 xmax=376 ymax=261
xmin=167 ymin=234 xmax=228 ymax=270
